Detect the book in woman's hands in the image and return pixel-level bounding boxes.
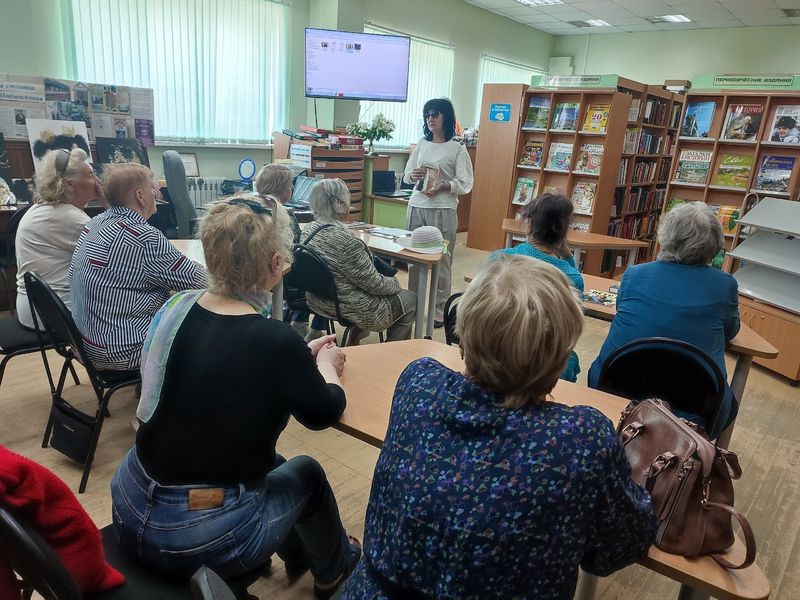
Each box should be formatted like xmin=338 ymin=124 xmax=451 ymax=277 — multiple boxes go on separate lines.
xmin=419 ymin=165 xmax=447 ymax=195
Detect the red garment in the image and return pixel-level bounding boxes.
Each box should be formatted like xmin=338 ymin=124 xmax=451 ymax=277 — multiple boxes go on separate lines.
xmin=0 ymin=445 xmax=124 ymax=594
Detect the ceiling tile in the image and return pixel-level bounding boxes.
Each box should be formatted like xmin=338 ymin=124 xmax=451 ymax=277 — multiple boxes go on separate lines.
xmin=654 ymin=22 xmax=703 ymax=30
xmin=521 ymin=14 xmax=561 ymax=22
xmin=693 ymin=19 xmax=744 ymax=27
xmin=624 ymin=2 xmax=682 ymax=17
xmin=618 ymin=23 xmax=661 ymax=31
xmin=719 ymin=0 xmax=780 ymax=7
xmin=737 ymin=17 xmax=791 ymax=25
xmin=776 ymin=0 xmax=800 ymax=7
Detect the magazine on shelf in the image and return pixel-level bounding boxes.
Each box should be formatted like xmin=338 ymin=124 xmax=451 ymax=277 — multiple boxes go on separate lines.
xmin=681 ymin=101 xmax=716 ymax=138
xmin=523 ymin=97 xmax=551 ymax=129
xmin=581 ymin=103 xmax=610 ymax=133
xmin=546 ymin=142 xmax=573 ymax=171
xmin=575 ymin=143 xmax=603 ymax=174
xmin=518 ymin=140 xmax=544 ymax=167
xmin=708 ymin=204 xmax=739 ymax=234
xmin=721 ymin=104 xmax=763 ymax=140
xmin=712 ymin=152 xmax=753 ymax=188
xmin=511 ymin=177 xmax=537 ymax=206
xmin=754 ymin=155 xmax=795 ymax=192
xmin=711 ymin=249 xmax=726 ymax=270
xmin=551 ymin=102 xmax=579 ymax=130
xmin=543 ymin=184 xmax=566 ymax=195
xmin=768 ymin=105 xmax=800 ymax=143
xmin=571 ymin=182 xmax=597 ymax=215
xmin=666 ymin=197 xmax=688 ymax=212
xmin=675 ymin=149 xmax=713 ymax=184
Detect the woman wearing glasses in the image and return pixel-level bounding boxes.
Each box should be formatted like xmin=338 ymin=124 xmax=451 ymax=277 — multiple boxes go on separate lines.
xmin=15 ymin=148 xmax=99 ymax=329
xmin=111 ymin=198 xmax=361 ymax=598
xmin=403 ymin=97 xmax=473 ymax=328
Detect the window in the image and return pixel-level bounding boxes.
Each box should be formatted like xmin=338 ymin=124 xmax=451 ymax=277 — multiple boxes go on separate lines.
xmin=65 ymin=0 xmax=290 ymax=144
xmin=475 ymin=55 xmax=545 ymax=127
xmin=358 ymin=24 xmax=454 ymax=148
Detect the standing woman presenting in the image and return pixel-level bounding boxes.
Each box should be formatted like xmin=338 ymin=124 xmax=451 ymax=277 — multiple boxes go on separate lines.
xmin=403 ymin=98 xmax=473 ymax=327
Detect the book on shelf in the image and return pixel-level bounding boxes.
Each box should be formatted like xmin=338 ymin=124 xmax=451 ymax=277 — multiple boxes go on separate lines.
xmin=575 ymin=143 xmax=603 ymax=174
xmin=666 ymin=197 xmax=687 ymax=212
xmin=551 ymin=102 xmax=579 ymax=130
xmin=523 ymin=97 xmax=551 ymax=129
xmin=518 ymin=140 xmax=544 ymax=167
xmin=581 ymin=103 xmax=610 ymax=133
xmin=712 ymin=152 xmax=753 ymax=188
xmin=681 ymin=101 xmax=715 ymax=138
xmin=669 ymin=103 xmax=683 ymax=129
xmin=571 ymin=182 xmax=597 ymax=215
xmin=623 ymin=127 xmax=639 ymax=154
xmin=708 ymin=204 xmax=739 ymax=234
xmin=583 ymin=289 xmax=617 ymax=306
xmin=721 ymin=104 xmax=763 ymax=141
xmin=643 ymin=98 xmax=667 ymax=125
xmin=628 ymin=98 xmax=642 ymax=122
xmin=675 ymin=149 xmax=713 ymax=184
xmin=511 ymin=177 xmax=537 ymax=206
xmin=754 ymin=155 xmax=795 ymax=192
xmin=546 ymin=142 xmax=573 ymax=170
xmin=542 ymin=184 xmax=566 ymax=195
xmin=768 ymin=105 xmax=800 ymax=143
xmin=711 ymin=249 xmax=725 ymax=270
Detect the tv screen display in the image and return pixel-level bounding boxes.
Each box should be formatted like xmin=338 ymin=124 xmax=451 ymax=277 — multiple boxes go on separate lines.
xmin=305 ymin=28 xmax=410 ymax=102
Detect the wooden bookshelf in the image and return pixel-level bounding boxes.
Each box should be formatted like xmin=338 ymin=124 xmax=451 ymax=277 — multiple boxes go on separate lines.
xmin=468 ymin=82 xmax=635 ymax=275
xmin=661 ymin=90 xmax=800 ymax=271
xmin=604 ymin=83 xmax=685 ymax=275
xmin=273 ymin=132 xmax=365 ymax=220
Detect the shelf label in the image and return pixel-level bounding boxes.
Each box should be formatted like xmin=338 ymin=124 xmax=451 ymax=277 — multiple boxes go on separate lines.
xmin=693 ymin=74 xmax=800 ymax=89
xmin=530 ymin=74 xmax=620 ymax=88
xmin=489 ymin=103 xmax=511 ymax=122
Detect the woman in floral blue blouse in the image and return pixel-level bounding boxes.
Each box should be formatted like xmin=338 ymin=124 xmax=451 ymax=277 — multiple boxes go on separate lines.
xmin=340 ymin=255 xmax=657 ymax=599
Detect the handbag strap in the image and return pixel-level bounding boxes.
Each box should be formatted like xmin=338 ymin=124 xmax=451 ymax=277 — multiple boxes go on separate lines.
xmin=704 ymin=501 xmax=757 ymax=570
xmin=301 ymin=222 xmax=334 ymax=246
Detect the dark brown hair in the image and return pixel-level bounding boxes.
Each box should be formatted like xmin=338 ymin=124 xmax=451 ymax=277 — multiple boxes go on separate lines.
xmin=522 ymin=193 xmax=573 ymax=248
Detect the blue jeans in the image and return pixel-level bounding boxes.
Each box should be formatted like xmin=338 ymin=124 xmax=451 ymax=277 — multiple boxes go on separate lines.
xmin=111 ymin=448 xmax=351 ymax=582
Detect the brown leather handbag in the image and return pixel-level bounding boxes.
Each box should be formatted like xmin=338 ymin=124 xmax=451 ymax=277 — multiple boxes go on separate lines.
xmin=617 ymin=399 xmax=756 ymax=569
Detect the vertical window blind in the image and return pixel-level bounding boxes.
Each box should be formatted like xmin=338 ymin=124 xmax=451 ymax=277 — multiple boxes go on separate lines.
xmin=358 ymin=24 xmax=454 ymax=148
xmin=475 ymin=55 xmax=545 ymax=127
xmin=65 ymin=0 xmax=290 ymax=144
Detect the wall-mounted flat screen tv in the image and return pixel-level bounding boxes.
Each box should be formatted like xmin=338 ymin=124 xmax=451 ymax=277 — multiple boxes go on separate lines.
xmin=305 ymin=28 xmax=410 ymax=102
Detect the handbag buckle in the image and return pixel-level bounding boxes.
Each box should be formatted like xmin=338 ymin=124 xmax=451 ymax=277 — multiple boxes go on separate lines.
xmin=621 ymin=421 xmax=644 ymax=443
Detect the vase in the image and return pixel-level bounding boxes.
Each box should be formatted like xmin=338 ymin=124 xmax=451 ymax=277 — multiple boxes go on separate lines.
xmin=367 ymin=141 xmax=374 ymax=154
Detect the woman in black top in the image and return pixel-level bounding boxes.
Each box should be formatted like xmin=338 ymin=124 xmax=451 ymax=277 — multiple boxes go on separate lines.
xmin=111 ymin=198 xmax=360 ymax=599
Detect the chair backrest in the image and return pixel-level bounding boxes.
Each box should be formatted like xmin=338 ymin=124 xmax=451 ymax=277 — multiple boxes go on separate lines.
xmin=597 ymin=337 xmax=726 ymax=432
xmin=162 ymin=150 xmax=198 ymax=239
xmin=24 ymin=271 xmax=103 ymax=391
xmin=284 ymin=244 xmax=344 ymax=321
xmin=0 ymin=507 xmax=81 ymax=600
xmin=6 ymin=204 xmax=32 ymax=259
xmin=443 ymin=292 xmax=463 ymax=346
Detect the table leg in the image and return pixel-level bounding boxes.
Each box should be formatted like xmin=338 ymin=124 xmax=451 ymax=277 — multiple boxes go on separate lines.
xmin=425 ymin=262 xmax=440 ymax=339
xmin=628 ymin=248 xmax=638 ymax=268
xmin=272 ymin=279 xmax=284 ymax=322
xmin=505 ymin=232 xmax=513 ymax=248
xmin=716 ymin=353 xmax=752 ymax=449
xmin=677 ymin=584 xmax=709 ymax=600
xmin=574 ymin=571 xmax=598 ymax=600
xmin=414 ymin=264 xmax=428 ymax=339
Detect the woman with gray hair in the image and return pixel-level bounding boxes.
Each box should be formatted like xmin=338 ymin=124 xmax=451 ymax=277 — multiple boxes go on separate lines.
xmin=588 ymin=202 xmax=740 ymax=437
xmin=301 ymin=178 xmax=416 ymax=343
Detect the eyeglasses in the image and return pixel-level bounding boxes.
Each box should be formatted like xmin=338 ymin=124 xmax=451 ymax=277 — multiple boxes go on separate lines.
xmin=224 ymin=197 xmax=272 ymax=216
xmin=54 ymin=148 xmax=71 ymax=177
xmin=424 ymin=110 xmax=441 ymax=120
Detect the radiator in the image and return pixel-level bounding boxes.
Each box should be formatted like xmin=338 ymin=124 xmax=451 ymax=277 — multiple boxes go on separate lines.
xmin=186 ymin=177 xmax=225 ymax=208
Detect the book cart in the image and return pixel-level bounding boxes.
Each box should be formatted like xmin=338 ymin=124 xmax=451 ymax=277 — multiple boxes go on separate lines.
xmin=662 ymin=88 xmax=800 ymax=382
xmin=604 ymin=81 xmax=685 ymax=275
xmin=469 ymin=80 xmax=632 ymax=275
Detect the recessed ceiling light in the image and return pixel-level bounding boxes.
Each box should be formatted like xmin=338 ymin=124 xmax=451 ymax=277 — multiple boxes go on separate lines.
xmin=514 ymin=0 xmax=564 ymax=7
xmin=567 ymin=19 xmax=611 ymax=27
xmin=783 ymin=8 xmax=800 ymax=17
xmin=645 ymin=14 xmax=691 ymax=23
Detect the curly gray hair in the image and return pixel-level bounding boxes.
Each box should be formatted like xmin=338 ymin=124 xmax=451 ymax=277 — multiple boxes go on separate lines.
xmin=657 ymin=202 xmax=723 ymax=265
xmin=309 ymin=178 xmax=350 ymax=220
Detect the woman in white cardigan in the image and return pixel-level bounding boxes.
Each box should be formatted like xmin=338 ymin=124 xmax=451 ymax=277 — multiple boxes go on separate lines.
xmin=403 ymin=98 xmax=473 ymax=327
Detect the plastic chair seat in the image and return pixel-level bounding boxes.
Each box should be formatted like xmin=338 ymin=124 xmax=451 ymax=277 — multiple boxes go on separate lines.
xmin=0 ymin=317 xmax=42 ymax=353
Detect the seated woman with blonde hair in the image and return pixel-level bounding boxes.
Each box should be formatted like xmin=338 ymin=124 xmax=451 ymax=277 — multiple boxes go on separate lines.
xmin=111 ymin=197 xmax=360 ymax=598
xmin=340 ymin=255 xmax=656 ymax=599
xmin=301 ymin=178 xmax=416 ymax=343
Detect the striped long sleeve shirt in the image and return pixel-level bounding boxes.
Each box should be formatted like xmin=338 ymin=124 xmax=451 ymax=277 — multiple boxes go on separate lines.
xmin=69 ymin=207 xmax=208 ymax=371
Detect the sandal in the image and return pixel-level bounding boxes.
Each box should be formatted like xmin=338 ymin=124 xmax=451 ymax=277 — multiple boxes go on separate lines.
xmin=313 ymin=535 xmax=362 ymax=599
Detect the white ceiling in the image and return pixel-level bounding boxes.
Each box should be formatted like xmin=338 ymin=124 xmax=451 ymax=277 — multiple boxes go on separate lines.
xmin=464 ymin=0 xmax=800 ymax=35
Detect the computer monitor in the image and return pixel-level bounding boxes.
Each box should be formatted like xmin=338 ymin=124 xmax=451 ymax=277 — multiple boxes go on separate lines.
xmin=372 ymin=170 xmax=396 ymax=193
xmin=286 ymin=175 xmax=319 ymax=208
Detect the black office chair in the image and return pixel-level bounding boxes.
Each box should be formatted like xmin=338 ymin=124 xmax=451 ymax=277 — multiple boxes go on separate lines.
xmin=0 ymin=204 xmax=32 ymax=315
xmin=162 ymin=151 xmax=200 ymax=239
xmin=24 ymin=271 xmax=141 ymax=493
xmin=0 ymin=506 xmax=249 ymax=600
xmin=442 ymin=292 xmax=463 ymax=346
xmin=596 ymin=337 xmax=727 ymax=437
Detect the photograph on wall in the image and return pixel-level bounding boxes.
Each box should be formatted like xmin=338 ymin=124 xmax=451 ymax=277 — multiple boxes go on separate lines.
xmin=25 ymin=118 xmax=92 ymax=174
xmin=90 ymin=84 xmax=132 ymax=114
xmin=44 ymin=78 xmax=75 ymax=102
xmin=135 ymin=118 xmax=155 ymax=146
xmin=95 ymin=136 xmax=150 ymax=167
xmin=0 ymin=106 xmax=46 ymax=139
xmin=130 ymin=88 xmax=155 ymax=120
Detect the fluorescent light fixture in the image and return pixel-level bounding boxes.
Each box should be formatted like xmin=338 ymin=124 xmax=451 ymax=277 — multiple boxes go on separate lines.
xmin=585 ymin=19 xmax=611 ymax=27
xmin=514 ymin=0 xmax=563 ymax=6
xmin=645 ymin=14 xmax=691 ymax=23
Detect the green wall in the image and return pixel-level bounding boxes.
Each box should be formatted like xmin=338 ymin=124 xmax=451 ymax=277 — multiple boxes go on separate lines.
xmin=554 ymin=25 xmax=800 ymax=85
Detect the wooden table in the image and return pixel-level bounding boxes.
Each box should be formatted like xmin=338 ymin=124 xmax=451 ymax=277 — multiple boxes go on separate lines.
xmin=502 ymin=218 xmax=648 ymax=268
xmin=337 ymin=340 xmax=769 ymax=600
xmin=170 ymin=239 xmax=291 ymax=321
xmin=351 ymin=230 xmax=443 ymax=339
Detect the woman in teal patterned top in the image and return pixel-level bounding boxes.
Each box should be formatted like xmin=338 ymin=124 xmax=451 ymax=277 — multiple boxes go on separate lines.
xmin=502 ymin=193 xmax=583 ymax=381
